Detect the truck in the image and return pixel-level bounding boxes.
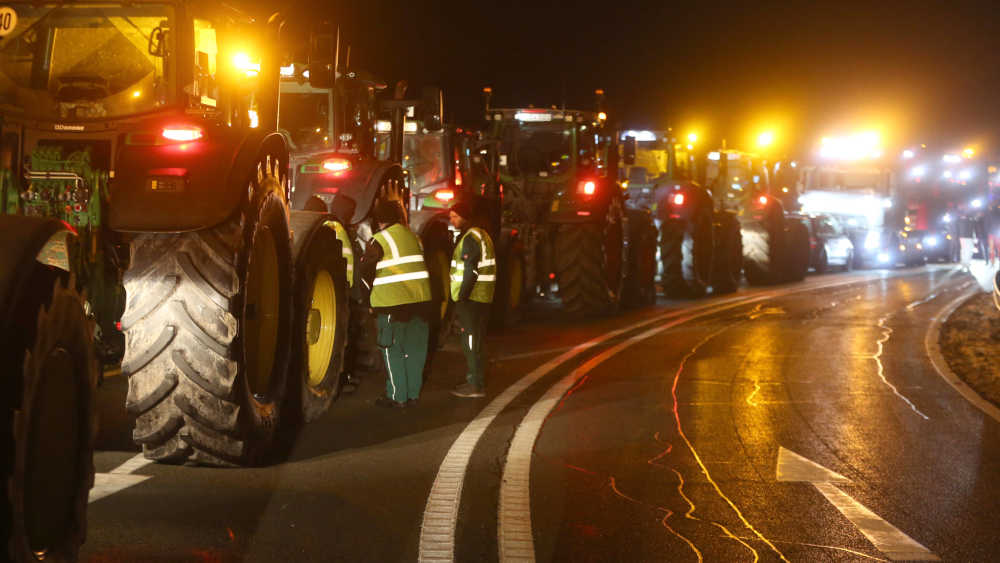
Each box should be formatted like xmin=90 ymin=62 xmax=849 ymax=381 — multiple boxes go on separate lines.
xmin=480 ymin=91 xmax=657 ymax=316
xmin=0 ymin=2 xmax=351 ymax=468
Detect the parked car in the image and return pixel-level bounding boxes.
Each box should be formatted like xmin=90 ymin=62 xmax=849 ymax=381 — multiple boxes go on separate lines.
xmin=796 ymin=213 xmax=855 ymax=272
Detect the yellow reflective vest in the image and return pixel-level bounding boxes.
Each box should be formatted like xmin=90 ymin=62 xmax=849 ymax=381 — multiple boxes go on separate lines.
xmin=371 ymin=223 xmax=432 ymax=307
xmin=450 ymin=227 xmax=496 ymax=303
xmin=325 ymin=220 xmax=354 ymax=287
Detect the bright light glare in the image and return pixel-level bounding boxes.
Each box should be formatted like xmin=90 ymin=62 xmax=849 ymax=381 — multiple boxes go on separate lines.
xmin=943 ymin=170 xmax=953 ymax=179
xmin=757 ymin=131 xmax=775 ymax=148
xmin=434 ymin=189 xmax=455 ymax=202
xmin=963 ymin=147 xmax=975 ymax=158
xmin=924 ymin=236 xmax=939 ymax=247
xmin=376 ymin=120 xmax=392 ymax=133
xmin=516 ymin=112 xmax=552 ymax=122
xmin=161 ymin=126 xmax=203 ymax=142
xmin=910 ymin=165 xmax=927 ymax=178
xmin=672 ymin=193 xmax=685 ymax=206
xmin=597 ymin=111 xmax=607 ymax=121
xmin=322 ymin=158 xmax=351 ymax=172
xmin=865 ymin=231 xmax=881 ymax=250
xmin=758 ymin=195 xmax=768 ymax=205
xmin=131 ymin=89 xmax=141 ymax=99
xmin=621 ymin=130 xmax=656 ymax=142
xmin=878 ymin=252 xmax=890 ymax=263
xmin=943 ymin=154 xmax=961 ymax=164
xmin=579 ymin=180 xmax=597 ymax=195
xmin=687 ymin=132 xmax=698 ymax=143
xmin=233 ymin=52 xmax=261 ymax=76
xmin=959 ymin=169 xmax=973 ymax=181
xmin=280 ymin=64 xmax=295 ymax=77
xmin=248 ymin=109 xmax=259 ymax=129
xmin=819 ymin=131 xmax=882 ymax=160
xmin=902 ymin=149 xmax=915 ymax=159
xmin=971 ymin=198 xmax=983 ymax=208
xmin=942 ymin=213 xmax=952 ymax=223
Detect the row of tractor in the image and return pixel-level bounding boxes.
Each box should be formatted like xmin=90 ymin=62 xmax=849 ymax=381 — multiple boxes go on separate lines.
xmin=0 ymin=3 xmax=832 ymax=560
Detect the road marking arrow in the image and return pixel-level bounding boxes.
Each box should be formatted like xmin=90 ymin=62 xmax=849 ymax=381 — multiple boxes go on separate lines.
xmin=777 ymin=447 xmax=939 ymax=561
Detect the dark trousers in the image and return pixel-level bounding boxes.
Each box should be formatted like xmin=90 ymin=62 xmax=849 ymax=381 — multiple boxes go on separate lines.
xmin=455 ymin=301 xmax=490 ymax=387
xmin=376 ymin=313 xmax=429 ymax=402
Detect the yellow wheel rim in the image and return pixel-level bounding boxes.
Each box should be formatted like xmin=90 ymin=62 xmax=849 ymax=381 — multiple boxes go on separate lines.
xmin=432 ymin=250 xmax=450 ymax=320
xmin=245 ymin=226 xmax=280 ymax=398
xmin=509 ymin=254 xmax=523 ymax=309
xmin=307 ymin=269 xmax=337 ymax=387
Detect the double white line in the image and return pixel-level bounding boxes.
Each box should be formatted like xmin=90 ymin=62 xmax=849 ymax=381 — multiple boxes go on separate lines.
xmin=417 ymin=271 xmax=921 ymax=562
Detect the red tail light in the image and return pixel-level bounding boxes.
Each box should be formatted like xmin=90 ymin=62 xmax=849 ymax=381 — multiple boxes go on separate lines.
xmin=161 ymin=125 xmax=203 ymax=142
xmin=434 ymin=188 xmax=455 ymax=203
xmin=672 ymin=193 xmax=685 ymax=206
xmin=578 ymin=180 xmax=597 ymax=195
xmin=455 ymin=164 xmax=463 ymax=186
xmin=758 ymin=195 xmax=768 ymax=205
xmin=322 ymin=158 xmax=351 ymax=173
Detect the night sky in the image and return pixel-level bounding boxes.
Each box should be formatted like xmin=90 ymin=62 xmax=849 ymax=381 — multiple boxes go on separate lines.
xmin=289 ymin=0 xmax=1000 ymax=157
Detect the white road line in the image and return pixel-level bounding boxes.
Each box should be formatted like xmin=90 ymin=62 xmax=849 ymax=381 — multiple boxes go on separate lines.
xmin=924 ymin=286 xmax=1000 ymax=424
xmin=812 ymin=483 xmax=939 ymax=561
xmin=418 ymin=270 xmax=920 ymax=562
xmin=89 ymin=453 xmax=153 ymax=504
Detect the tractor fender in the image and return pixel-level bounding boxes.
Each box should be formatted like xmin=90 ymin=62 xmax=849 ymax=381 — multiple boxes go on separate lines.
xmin=412 ymin=209 xmax=451 ymax=241
xmin=110 ymin=129 xmax=289 ymax=233
xmin=305 ymin=160 xmax=404 ymax=227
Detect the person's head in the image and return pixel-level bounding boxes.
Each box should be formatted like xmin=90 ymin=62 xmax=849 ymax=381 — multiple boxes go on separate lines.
xmin=329 ymin=195 xmax=357 ymax=225
xmin=449 ymin=198 xmax=476 ymax=230
xmin=372 ymin=200 xmax=403 ymax=229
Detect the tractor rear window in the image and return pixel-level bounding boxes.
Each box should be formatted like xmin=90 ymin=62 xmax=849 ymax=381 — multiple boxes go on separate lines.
xmin=0 ymin=3 xmax=176 ymax=120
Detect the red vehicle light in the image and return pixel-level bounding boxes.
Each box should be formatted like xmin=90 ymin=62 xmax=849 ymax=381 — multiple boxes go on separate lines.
xmin=672 ymin=193 xmax=685 ymax=206
xmin=577 ymin=210 xmax=591 ymax=216
xmin=318 ymin=187 xmax=339 ymax=194
xmin=758 ymin=195 xmax=768 ymax=205
xmin=161 ymin=125 xmax=203 ymax=142
xmin=434 ymin=188 xmax=455 ymax=203
xmin=322 ymin=158 xmax=351 ymax=173
xmin=578 ymin=181 xmax=597 ymax=195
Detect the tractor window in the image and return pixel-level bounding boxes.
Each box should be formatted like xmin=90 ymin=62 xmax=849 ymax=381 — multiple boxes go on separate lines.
xmin=402 ymin=132 xmax=447 ymax=191
xmin=511 ymin=122 xmax=574 ymax=176
xmin=193 ymin=18 xmax=218 ymax=107
xmin=0 ymin=3 xmax=177 ymax=120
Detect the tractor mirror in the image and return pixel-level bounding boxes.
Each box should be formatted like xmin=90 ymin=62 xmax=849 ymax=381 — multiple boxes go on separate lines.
xmin=148 ymin=24 xmax=169 ymax=57
xmin=419 ymin=86 xmax=444 ymax=132
xmin=623 ymin=136 xmax=636 ymax=166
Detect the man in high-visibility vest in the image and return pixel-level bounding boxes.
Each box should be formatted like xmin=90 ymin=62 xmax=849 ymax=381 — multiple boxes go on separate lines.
xmin=329 ymin=195 xmax=364 ymax=393
xmin=448 ymin=198 xmax=495 ymax=398
xmin=359 ymin=200 xmax=433 ymax=408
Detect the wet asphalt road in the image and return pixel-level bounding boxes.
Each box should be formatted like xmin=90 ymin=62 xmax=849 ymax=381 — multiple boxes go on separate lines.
xmin=82 ymin=265 xmax=1000 ymax=562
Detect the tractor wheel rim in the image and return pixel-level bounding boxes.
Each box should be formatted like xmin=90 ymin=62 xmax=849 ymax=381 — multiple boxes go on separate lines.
xmin=25 ymin=347 xmax=80 ymax=555
xmin=307 ymin=269 xmax=337 ymax=387
xmin=245 ymin=225 xmax=280 ymax=398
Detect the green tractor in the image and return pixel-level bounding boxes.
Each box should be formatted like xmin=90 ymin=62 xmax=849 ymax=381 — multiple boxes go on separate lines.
xmin=0 ymin=2 xmax=351 ymax=469
xmin=481 ymin=90 xmax=656 ymax=316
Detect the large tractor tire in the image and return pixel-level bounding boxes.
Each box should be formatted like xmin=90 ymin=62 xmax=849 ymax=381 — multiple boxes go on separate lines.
xmin=742 ymin=216 xmax=785 ymax=286
xmin=710 ymin=212 xmax=743 ymax=294
xmin=9 ymin=276 xmax=97 ymax=563
xmin=287 ymin=213 xmax=349 ymax=425
xmin=0 ymin=217 xmax=96 ymax=563
xmin=421 ymin=222 xmax=455 ymax=352
xmin=124 ymin=175 xmax=295 ymax=466
xmin=555 ymin=199 xmax=625 ymax=315
xmin=623 ymin=210 xmax=657 ymax=307
xmin=784 ymin=219 xmax=811 ymax=282
xmin=491 ymin=237 xmax=525 ymax=328
xmin=661 ymin=208 xmax=713 ymax=298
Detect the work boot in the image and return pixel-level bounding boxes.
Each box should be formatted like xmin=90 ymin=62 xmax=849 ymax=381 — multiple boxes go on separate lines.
xmin=406 ymin=398 xmax=418 ymax=407
xmin=374 ymin=396 xmax=406 ymax=408
xmin=450 ymin=382 xmax=485 ymax=398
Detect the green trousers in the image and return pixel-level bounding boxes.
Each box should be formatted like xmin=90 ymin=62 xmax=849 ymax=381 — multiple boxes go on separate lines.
xmin=376 ymin=314 xmax=429 ymax=402
xmin=455 ymin=301 xmax=490 ymax=388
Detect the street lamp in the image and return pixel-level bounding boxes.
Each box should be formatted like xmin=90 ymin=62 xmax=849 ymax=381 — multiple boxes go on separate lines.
xmin=687 ymin=132 xmax=698 ymax=144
